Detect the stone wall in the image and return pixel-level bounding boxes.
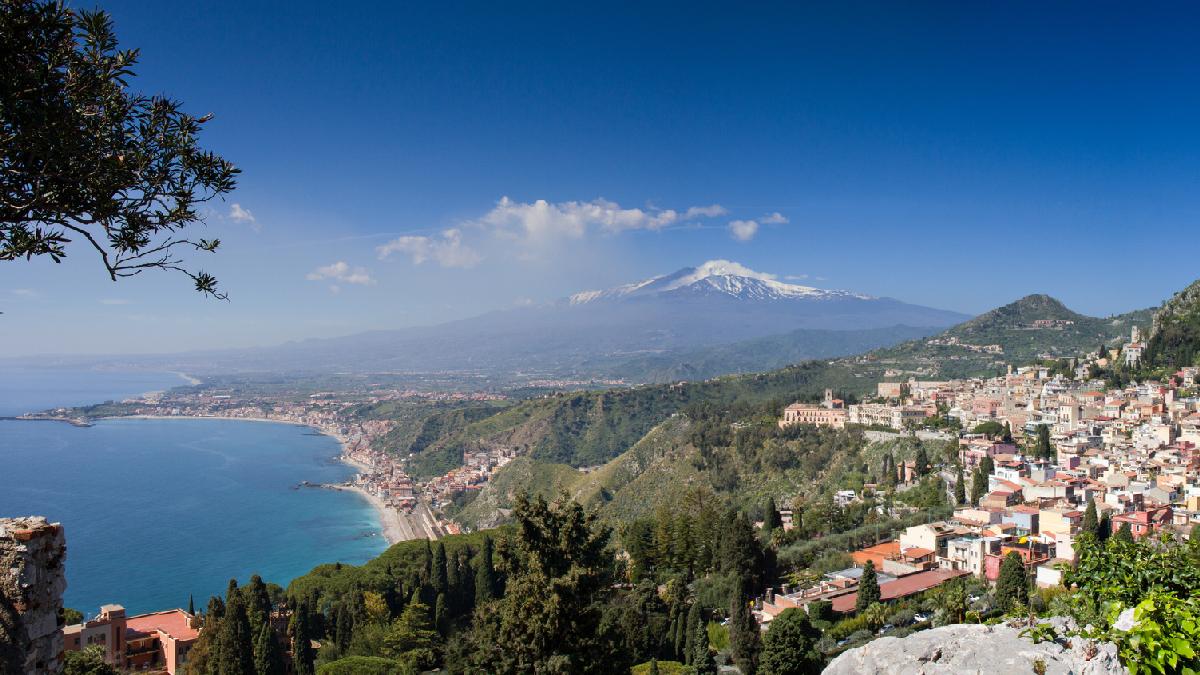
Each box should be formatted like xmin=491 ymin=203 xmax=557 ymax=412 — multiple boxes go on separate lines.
xmin=1 ymin=517 xmax=67 ymax=675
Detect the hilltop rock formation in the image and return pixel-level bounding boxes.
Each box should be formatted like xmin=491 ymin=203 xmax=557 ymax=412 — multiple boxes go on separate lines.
xmin=1 ymin=516 xmax=67 ymax=675
xmin=822 ymin=621 xmax=1126 ymax=675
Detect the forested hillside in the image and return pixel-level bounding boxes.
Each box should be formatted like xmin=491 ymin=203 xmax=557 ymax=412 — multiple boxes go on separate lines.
xmin=1143 ymin=278 xmax=1200 ymax=370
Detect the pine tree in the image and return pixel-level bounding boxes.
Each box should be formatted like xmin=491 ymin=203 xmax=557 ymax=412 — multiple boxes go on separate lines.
xmin=432 ymin=541 xmax=448 ymax=596
xmin=953 ymin=465 xmax=966 ymax=505
xmin=384 ymin=598 xmax=440 ymax=671
xmin=729 ymin=591 xmax=761 ymax=675
xmin=759 ymin=608 xmax=822 ymax=675
xmin=855 ymin=561 xmax=880 ymax=613
xmin=253 ymin=621 xmax=285 ymax=675
xmin=475 ymin=536 xmax=497 ymax=606
xmin=994 ymin=551 xmax=1028 ymax=612
xmin=692 ymin=620 xmax=715 ymax=675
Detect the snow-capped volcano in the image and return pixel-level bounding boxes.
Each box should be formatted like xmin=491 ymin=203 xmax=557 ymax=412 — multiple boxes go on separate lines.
xmin=569 ymin=260 xmax=873 ymax=305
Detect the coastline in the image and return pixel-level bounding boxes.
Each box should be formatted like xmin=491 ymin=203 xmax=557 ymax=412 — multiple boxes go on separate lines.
xmin=105 ymin=413 xmax=425 ymax=545
xmin=325 ymin=484 xmax=416 ymax=545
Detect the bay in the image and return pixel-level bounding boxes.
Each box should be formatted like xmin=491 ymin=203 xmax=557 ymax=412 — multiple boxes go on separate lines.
xmin=0 ymin=368 xmax=389 ymax=616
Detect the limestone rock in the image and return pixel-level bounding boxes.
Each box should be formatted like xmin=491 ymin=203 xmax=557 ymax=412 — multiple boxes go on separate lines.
xmin=822 ymin=621 xmax=1127 ymax=675
xmin=1 ymin=516 xmax=68 ymax=675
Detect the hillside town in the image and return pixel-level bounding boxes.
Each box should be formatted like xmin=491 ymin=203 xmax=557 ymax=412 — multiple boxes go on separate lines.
xmin=763 ymin=326 xmax=1200 ymax=627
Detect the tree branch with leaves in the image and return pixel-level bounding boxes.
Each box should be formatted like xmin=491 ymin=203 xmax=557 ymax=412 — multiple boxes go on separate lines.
xmin=1 ymin=0 xmax=238 ymax=298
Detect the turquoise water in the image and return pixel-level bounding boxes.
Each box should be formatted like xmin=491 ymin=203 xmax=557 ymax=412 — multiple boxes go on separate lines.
xmin=0 ymin=369 xmax=388 ymax=615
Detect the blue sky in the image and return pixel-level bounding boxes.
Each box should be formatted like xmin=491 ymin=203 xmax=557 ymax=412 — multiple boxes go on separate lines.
xmin=4 ymin=1 xmax=1200 ymax=355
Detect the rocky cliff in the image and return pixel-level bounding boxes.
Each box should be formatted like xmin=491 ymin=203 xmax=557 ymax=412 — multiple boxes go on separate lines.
xmin=822 ymin=620 xmax=1126 ymax=675
xmin=1 ymin=516 xmax=67 ymax=675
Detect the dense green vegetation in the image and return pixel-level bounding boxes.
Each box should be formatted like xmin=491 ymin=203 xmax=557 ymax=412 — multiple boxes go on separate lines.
xmin=1144 ymin=279 xmax=1200 ymax=370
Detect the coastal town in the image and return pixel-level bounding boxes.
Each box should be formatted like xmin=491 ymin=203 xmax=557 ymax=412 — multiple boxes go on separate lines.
xmin=760 ymin=325 xmax=1200 ymax=625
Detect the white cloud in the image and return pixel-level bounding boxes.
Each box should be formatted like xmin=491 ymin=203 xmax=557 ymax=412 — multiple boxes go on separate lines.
xmin=229 ymin=203 xmax=259 ymax=231
xmin=100 ymin=298 xmax=131 ymax=305
xmin=376 ymin=228 xmax=482 ymax=268
xmin=477 ymin=197 xmax=728 ymax=242
xmin=728 ymin=219 xmax=759 ymax=242
xmin=306 ymin=261 xmax=375 ymax=286
xmin=10 ymin=288 xmax=38 ymax=298
xmin=761 ymin=211 xmax=789 ymax=225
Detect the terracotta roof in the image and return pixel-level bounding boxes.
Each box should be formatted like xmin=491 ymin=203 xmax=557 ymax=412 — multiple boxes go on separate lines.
xmin=125 ymin=610 xmax=199 ymax=642
xmin=831 ymin=569 xmax=970 ymax=613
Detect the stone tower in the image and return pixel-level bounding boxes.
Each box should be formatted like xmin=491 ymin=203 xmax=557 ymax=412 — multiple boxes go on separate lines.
xmin=1 ymin=517 xmax=67 ymax=675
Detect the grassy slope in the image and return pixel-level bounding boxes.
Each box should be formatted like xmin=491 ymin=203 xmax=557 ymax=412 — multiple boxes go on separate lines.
xmin=402 ymin=295 xmax=1153 ymax=515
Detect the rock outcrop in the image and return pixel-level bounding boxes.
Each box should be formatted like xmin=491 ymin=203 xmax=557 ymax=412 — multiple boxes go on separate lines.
xmin=1 ymin=516 xmax=67 ymax=675
xmin=823 ymin=621 xmax=1127 ymax=675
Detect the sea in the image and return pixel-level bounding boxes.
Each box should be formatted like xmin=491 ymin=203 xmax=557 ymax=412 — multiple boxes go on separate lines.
xmin=0 ymin=366 xmax=389 ymax=616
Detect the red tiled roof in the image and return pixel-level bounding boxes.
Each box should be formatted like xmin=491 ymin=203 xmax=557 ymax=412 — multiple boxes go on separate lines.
xmin=830 ymin=569 xmax=969 ymax=613
xmin=125 ymin=610 xmax=199 ymax=642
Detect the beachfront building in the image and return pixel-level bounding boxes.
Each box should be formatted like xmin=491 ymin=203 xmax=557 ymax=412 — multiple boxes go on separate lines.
xmin=63 ymin=605 xmax=199 ymax=674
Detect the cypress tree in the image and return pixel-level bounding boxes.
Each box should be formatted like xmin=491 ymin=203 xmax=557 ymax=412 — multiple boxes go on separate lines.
xmin=1035 ymin=425 xmax=1052 ymax=460
xmin=420 ymin=539 xmax=433 ymax=586
xmin=246 ymin=575 xmax=271 ymax=629
xmin=692 ymin=619 xmax=715 ymax=675
xmin=188 ymin=594 xmax=195 ymax=616
xmin=994 ymin=551 xmax=1028 ymax=612
xmin=1098 ymin=512 xmax=1112 ymax=541
xmin=203 ymin=596 xmax=226 ymax=674
xmin=432 ymin=541 xmax=448 ymax=596
xmin=970 ymin=468 xmax=986 ymax=505
xmin=434 ymin=592 xmax=448 ymax=636
xmin=670 ymin=602 xmax=685 ymax=659
xmin=914 ymin=446 xmax=930 ymax=477
xmin=219 ymin=593 xmax=255 ymax=675
xmin=253 ymin=620 xmax=285 ymax=675
xmin=980 ymin=454 xmax=995 ymax=477
xmin=729 ymin=591 xmax=761 ymax=675
xmin=855 ymin=561 xmax=880 ymax=613
xmin=335 ymin=603 xmax=353 ymax=651
xmin=1081 ymin=499 xmax=1099 ymax=537
xmin=474 ymin=536 xmax=497 ymax=606
xmin=953 ymin=465 xmax=966 ymax=505
xmin=1114 ymin=522 xmax=1134 ymax=544
xmin=683 ymin=602 xmax=702 ymax=665
xmin=762 ymin=497 xmax=781 ymax=532
xmin=291 ymin=603 xmax=315 ymax=675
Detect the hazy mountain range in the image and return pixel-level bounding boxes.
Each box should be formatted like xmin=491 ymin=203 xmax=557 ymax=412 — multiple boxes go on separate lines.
xmin=50 ymin=260 xmax=964 ymax=379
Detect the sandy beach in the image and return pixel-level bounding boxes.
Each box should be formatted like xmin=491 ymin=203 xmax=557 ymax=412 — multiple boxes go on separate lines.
xmin=326 ymin=484 xmax=425 ymax=544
